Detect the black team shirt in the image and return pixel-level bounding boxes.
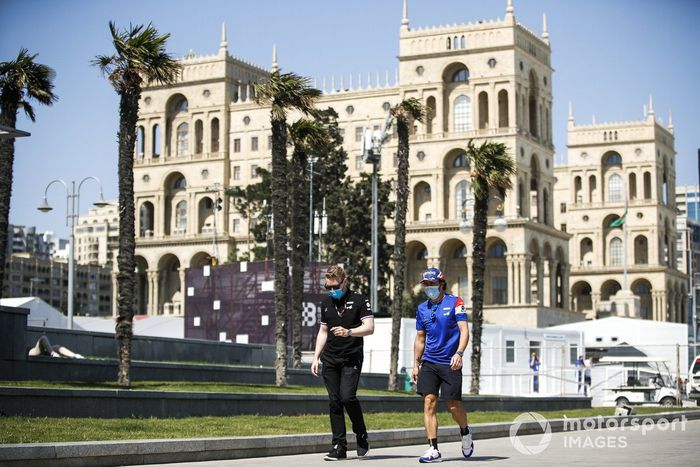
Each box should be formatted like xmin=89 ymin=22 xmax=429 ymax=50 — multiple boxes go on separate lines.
xmin=319 ymin=289 xmax=373 ymax=361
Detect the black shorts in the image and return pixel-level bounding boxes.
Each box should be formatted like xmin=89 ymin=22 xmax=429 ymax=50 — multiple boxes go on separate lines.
xmin=416 ymin=360 xmax=463 ymax=401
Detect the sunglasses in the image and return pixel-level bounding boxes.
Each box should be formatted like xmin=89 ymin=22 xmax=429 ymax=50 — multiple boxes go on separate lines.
xmin=324 ymin=284 xmax=342 ymax=291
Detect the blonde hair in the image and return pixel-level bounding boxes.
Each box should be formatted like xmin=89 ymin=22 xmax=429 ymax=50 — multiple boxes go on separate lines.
xmin=325 ymin=265 xmax=346 ymax=282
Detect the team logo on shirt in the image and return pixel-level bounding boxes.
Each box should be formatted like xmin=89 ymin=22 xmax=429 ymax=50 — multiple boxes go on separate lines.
xmin=454 ymin=297 xmax=466 ymax=315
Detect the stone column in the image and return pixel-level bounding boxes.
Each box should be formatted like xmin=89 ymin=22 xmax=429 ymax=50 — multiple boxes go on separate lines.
xmin=153 ymin=270 xmax=161 ymax=316
xmin=548 ymin=260 xmax=557 ymax=308
xmin=521 ymin=254 xmax=532 ymax=305
xmin=591 ymin=292 xmax=601 ymax=317
xmin=506 ymin=254 xmax=515 ymax=305
xmin=562 ymin=264 xmax=571 ymax=310
xmin=179 ymin=269 xmax=187 ymax=316
xmin=536 ymin=258 xmax=545 ymax=306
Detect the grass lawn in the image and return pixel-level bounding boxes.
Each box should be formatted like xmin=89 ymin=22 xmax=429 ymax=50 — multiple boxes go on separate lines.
xmin=0 ymin=407 xmax=692 ymax=444
xmin=0 ymin=380 xmax=413 ymax=397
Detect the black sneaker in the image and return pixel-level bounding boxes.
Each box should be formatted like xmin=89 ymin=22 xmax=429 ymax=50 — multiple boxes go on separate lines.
xmin=324 ymin=445 xmax=347 ymax=461
xmin=356 ymin=432 xmax=369 ymax=457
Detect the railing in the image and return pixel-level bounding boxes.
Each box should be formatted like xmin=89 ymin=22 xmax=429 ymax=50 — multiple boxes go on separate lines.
xmin=134 ymin=151 xmax=226 ymax=166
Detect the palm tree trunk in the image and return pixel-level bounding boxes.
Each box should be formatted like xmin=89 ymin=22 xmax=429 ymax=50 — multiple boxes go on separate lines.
xmin=0 ymin=107 xmax=17 ymax=301
xmin=389 ymin=117 xmax=410 ymax=391
xmin=115 ymin=87 xmax=139 ymax=387
xmin=271 ymin=116 xmax=289 ymax=386
xmin=469 ymin=193 xmax=488 ymax=394
xmin=289 ymin=149 xmax=308 ymax=368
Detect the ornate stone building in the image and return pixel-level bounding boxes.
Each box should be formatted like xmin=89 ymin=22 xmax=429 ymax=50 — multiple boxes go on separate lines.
xmin=553 ymin=101 xmax=687 ymax=323
xmin=130 ymin=1 xmax=578 ymax=327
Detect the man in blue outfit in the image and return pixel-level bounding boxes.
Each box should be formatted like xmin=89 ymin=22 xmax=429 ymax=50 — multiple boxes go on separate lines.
xmin=411 ymin=267 xmax=473 ymax=463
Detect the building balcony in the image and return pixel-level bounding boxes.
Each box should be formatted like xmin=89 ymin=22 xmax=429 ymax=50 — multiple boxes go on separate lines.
xmin=134 ymin=151 xmax=226 ymax=167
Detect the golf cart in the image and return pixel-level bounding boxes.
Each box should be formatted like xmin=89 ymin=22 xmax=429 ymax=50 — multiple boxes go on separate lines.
xmin=599 ymin=356 xmax=679 ymax=407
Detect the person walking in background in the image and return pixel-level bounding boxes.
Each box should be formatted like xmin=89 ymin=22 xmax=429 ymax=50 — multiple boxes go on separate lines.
xmin=584 ymin=357 xmax=592 ymax=396
xmin=411 ymin=267 xmax=473 ymax=463
xmin=529 ymin=352 xmax=540 ymax=393
xmin=311 ymin=265 xmax=374 ymax=461
xmin=576 ymin=355 xmax=585 ymax=394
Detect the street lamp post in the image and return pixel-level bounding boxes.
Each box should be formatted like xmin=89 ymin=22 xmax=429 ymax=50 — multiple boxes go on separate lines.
xmin=308 ymin=156 xmax=317 ymax=262
xmin=38 ymin=177 xmax=108 ymax=330
xmin=362 ymin=115 xmax=393 ymax=315
xmin=460 ymin=193 xmax=507 ymax=234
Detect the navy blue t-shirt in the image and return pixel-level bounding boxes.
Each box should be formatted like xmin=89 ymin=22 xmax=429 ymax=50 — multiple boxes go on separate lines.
xmin=416 ymin=294 xmax=468 ymax=365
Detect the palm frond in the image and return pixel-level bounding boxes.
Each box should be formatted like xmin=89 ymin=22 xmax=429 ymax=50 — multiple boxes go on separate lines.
xmin=391 ymin=97 xmax=425 ymax=123
xmin=254 ymin=71 xmax=321 ymax=121
xmin=465 ymin=139 xmax=516 ymax=199
xmin=93 ymin=21 xmax=181 ymax=94
xmin=288 ymin=118 xmax=328 ymax=152
xmin=0 ymin=48 xmax=57 ymax=120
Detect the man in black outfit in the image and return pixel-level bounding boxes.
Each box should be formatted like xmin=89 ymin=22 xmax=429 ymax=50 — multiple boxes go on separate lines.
xmin=311 ymin=265 xmax=375 ymax=461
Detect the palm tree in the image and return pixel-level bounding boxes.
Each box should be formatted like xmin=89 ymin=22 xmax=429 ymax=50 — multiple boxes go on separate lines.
xmin=288 ymin=118 xmax=328 ymax=368
xmin=0 ymin=49 xmax=57 ymax=299
xmin=388 ymin=98 xmax=423 ymax=391
xmin=93 ymin=22 xmax=180 ymax=387
xmin=254 ymin=71 xmax=320 ymax=386
xmin=465 ymin=140 xmax=515 ymax=394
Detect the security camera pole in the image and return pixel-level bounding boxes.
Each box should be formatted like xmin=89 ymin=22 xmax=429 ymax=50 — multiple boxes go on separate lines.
xmin=362 ymin=114 xmax=393 ymax=315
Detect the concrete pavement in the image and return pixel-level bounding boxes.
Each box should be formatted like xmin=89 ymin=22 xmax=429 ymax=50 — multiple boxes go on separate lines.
xmin=138 ymin=419 xmax=700 ymax=466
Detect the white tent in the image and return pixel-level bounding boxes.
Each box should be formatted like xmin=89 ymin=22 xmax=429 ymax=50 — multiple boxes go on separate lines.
xmin=0 ymin=297 xmax=83 ymax=330
xmin=75 ymin=315 xmax=184 ymax=339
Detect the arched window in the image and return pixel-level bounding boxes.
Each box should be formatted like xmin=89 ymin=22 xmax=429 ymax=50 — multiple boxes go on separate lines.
xmin=608 ymin=174 xmax=623 ymax=202
xmin=173 ymin=176 xmax=187 ymax=190
xmin=643 ymin=171 xmax=652 ymax=199
xmin=210 ymin=118 xmax=220 ymax=153
xmin=452 ymin=153 xmax=469 ymax=168
xmin=175 ymin=200 xmax=188 ymax=232
xmin=634 ymin=235 xmax=648 ymax=264
xmin=176 ymin=122 xmax=189 ymax=157
xmin=454 ymin=244 xmax=467 ymax=258
xmin=609 ymin=237 xmax=623 ymax=266
xmin=446 ymin=37 xmax=451 ymax=50
xmin=460 ymin=35 xmax=466 ymax=49
xmin=194 ymin=120 xmax=203 ymax=154
xmin=451 ymin=68 xmax=469 ymax=83
xmin=136 ymin=126 xmax=145 ymax=159
xmin=603 ymin=152 xmax=622 ymax=166
xmin=488 ymin=244 xmax=506 ymax=257
xmin=453 ymin=95 xmax=472 ymax=132
xmin=175 ymin=97 xmax=188 ymax=113
xmin=455 ymin=180 xmax=470 ymax=219
xmin=453 ymin=36 xmax=458 ymax=49
xmin=152 ymin=124 xmax=161 ymax=157
xmin=498 ymin=90 xmax=509 ymax=128
xmin=574 ymin=176 xmax=582 ymax=203
xmin=139 ymin=202 xmax=154 ymax=237
xmin=629 ymin=173 xmax=637 ymax=200
xmin=417 ymin=247 xmax=428 ymax=260
xmin=478 ymin=91 xmax=489 ymax=129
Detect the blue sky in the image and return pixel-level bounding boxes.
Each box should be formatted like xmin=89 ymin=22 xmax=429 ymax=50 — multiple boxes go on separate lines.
xmin=1 ymin=0 xmax=699 ymax=238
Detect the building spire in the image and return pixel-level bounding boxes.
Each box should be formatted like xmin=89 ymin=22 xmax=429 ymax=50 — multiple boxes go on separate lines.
xmin=542 ymin=13 xmax=549 ymax=40
xmin=668 ymin=110 xmax=674 ymax=133
xmin=271 ymin=43 xmax=279 ymax=73
xmin=506 ymin=0 xmax=515 ymax=23
xmin=401 ymin=0 xmax=410 ymax=31
xmin=568 ymin=101 xmax=574 ymax=124
xmin=220 ymin=22 xmax=227 ymax=50
xmin=648 ymin=94 xmax=654 ymax=116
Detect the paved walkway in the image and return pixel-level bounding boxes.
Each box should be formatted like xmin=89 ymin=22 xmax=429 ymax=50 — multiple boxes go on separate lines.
xmin=138 ymin=419 xmax=699 ymax=466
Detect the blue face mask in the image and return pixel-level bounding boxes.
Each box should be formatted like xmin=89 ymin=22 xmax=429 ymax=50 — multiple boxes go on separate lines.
xmin=424 ymin=286 xmax=441 ymax=301
xmin=329 ymin=289 xmax=345 ymax=300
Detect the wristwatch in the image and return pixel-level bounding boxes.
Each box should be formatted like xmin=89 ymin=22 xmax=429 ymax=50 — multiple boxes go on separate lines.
xmin=347 ymin=328 xmax=352 ymax=337
xmin=455 ymin=350 xmax=464 ymax=357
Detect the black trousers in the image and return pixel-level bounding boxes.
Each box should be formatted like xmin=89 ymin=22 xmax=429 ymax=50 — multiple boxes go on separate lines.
xmin=321 ymin=354 xmax=367 ymax=449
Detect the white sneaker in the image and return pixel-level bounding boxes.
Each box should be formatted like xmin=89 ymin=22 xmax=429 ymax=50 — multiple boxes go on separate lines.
xmin=74 ymin=354 xmax=85 ymax=359
xmin=461 ymin=427 xmax=474 ymax=458
xmin=419 ymin=447 xmax=442 ymax=463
